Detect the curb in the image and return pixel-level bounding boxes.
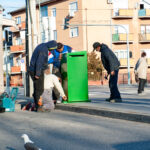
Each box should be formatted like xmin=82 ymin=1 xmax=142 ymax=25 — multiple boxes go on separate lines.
xmin=56 ymin=104 xmax=150 ymax=124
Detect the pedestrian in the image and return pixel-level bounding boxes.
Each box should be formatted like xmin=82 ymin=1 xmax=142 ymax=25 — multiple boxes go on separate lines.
xmin=134 ymin=52 xmax=148 ymax=95
xmin=48 ymin=42 xmax=72 ymax=77
xmin=39 ymin=65 xmax=67 ymax=112
xmin=48 ymin=42 xmax=72 ymax=103
xmin=93 ymin=42 xmax=122 ymax=103
xmin=29 ymin=40 xmax=57 ymax=111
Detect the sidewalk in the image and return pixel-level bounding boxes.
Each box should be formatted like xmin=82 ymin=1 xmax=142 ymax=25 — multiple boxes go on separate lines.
xmin=15 ymin=85 xmax=150 ymax=123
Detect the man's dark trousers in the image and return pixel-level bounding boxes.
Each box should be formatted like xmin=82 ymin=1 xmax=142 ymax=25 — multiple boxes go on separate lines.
xmin=138 ymin=78 xmax=146 ymax=93
xmin=29 ymin=71 xmax=44 ymax=108
xmin=109 ymin=70 xmax=121 ymax=99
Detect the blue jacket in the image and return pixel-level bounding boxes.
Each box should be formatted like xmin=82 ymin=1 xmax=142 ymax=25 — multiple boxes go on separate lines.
xmin=29 ymin=40 xmax=57 ymax=77
xmin=100 ymin=44 xmax=120 ymax=74
xmin=48 ymin=45 xmax=72 ymax=68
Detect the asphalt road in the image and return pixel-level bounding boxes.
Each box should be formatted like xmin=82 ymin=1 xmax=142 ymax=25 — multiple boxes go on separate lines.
xmin=0 ymin=110 xmax=150 ymax=150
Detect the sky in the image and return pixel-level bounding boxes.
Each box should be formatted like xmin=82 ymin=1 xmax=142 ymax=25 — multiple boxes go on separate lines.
xmin=0 ymin=0 xmax=25 ymax=18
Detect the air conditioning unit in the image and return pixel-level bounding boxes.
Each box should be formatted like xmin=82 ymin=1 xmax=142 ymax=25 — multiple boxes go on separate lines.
xmin=107 ymin=0 xmax=113 ymax=4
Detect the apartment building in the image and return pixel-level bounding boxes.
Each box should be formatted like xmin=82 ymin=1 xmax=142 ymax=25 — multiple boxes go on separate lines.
xmin=2 ymin=18 xmax=15 ymax=86
xmin=111 ymin=0 xmax=150 ymax=83
xmin=9 ymin=7 xmax=26 ymax=86
xmin=9 ymin=0 xmax=150 ymax=85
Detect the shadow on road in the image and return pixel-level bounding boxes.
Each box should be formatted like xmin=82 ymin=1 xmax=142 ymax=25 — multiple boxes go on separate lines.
xmin=6 ymin=146 xmax=16 ymax=150
xmin=113 ymin=140 xmax=150 ymax=150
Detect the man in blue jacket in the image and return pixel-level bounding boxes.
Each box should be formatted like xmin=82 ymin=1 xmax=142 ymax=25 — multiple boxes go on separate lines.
xmin=29 ymin=40 xmax=57 ymax=111
xmin=93 ymin=42 xmax=122 ymax=103
xmin=48 ymin=42 xmax=72 ymax=76
xmin=48 ymin=42 xmax=72 ymax=103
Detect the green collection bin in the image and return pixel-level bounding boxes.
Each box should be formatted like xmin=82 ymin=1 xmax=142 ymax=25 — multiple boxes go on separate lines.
xmin=61 ymin=51 xmax=90 ymax=103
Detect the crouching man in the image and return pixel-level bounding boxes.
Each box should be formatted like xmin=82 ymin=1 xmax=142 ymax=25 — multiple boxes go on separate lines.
xmin=39 ymin=66 xmax=67 ymax=112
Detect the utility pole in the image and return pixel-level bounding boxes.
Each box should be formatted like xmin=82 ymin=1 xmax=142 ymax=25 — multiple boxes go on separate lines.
xmin=4 ymin=30 xmax=10 ymax=94
xmin=0 ymin=5 xmax=4 ymax=93
xmin=29 ymin=0 xmax=38 ymax=49
xmin=26 ymin=0 xmax=38 ymax=97
xmin=38 ymin=0 xmax=42 ymax=43
xmin=25 ymin=0 xmax=30 ymax=96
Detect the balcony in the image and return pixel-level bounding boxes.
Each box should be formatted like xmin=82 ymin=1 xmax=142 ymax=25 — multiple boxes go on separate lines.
xmin=112 ymin=9 xmax=133 ymax=19
xmin=119 ymin=58 xmax=134 ymax=67
xmin=138 ymin=9 xmax=150 ymax=19
xmin=112 ymin=33 xmax=133 ymax=44
xmin=2 ymin=18 xmax=16 ymax=28
xmin=10 ymin=45 xmax=25 ymax=53
xmin=11 ymin=66 xmax=21 ymax=74
xmin=139 ymin=33 xmax=150 ymax=43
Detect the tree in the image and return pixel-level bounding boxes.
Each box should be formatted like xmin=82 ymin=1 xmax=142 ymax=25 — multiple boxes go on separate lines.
xmin=87 ymin=52 xmax=103 ymax=80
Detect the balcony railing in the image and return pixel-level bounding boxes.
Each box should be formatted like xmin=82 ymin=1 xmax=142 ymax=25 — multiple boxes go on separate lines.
xmin=139 ymin=33 xmax=150 ymax=43
xmin=112 ymin=33 xmax=133 ymax=43
xmin=119 ymin=58 xmax=134 ymax=67
xmin=11 ymin=66 xmax=21 ymax=74
xmin=112 ymin=9 xmax=133 ymax=19
xmin=138 ymin=9 xmax=150 ymax=18
xmin=10 ymin=45 xmax=25 ymax=53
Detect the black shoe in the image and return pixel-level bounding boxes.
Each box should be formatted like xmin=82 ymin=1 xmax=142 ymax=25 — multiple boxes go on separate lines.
xmin=110 ymin=98 xmax=122 ymax=103
xmin=105 ymin=98 xmax=111 ymax=102
xmin=0 ymin=107 xmax=5 ymax=113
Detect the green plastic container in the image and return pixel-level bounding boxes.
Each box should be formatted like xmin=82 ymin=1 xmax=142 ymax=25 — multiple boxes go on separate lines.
xmin=61 ymin=51 xmax=90 ymax=103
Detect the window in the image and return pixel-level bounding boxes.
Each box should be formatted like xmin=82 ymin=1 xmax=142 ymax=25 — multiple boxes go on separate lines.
xmin=16 ymin=38 xmax=22 ymax=45
xmin=140 ymin=4 xmax=144 ymax=9
xmin=52 ymin=8 xmax=56 ymax=17
xmin=53 ymin=30 xmax=57 ymax=40
xmin=114 ymin=25 xmax=129 ymax=34
xmin=16 ymin=16 xmax=21 ymax=24
xmin=114 ymin=50 xmax=132 ymax=59
xmin=141 ymin=25 xmax=150 ymax=34
xmin=141 ymin=49 xmax=150 ymax=58
xmin=69 ymin=1 xmax=78 ymax=17
xmin=146 ymin=26 xmax=150 ymax=33
xmin=70 ymin=27 xmax=78 ymax=37
xmin=41 ymin=5 xmax=48 ymax=17
xmin=113 ymin=0 xmax=128 ymax=9
xmin=107 ymin=0 xmax=113 ymax=4
xmin=42 ymin=32 xmax=46 ymax=43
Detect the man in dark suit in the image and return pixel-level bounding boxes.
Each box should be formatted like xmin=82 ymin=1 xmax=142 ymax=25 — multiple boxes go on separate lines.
xmin=29 ymin=40 xmax=57 ymax=111
xmin=93 ymin=42 xmax=122 ymax=103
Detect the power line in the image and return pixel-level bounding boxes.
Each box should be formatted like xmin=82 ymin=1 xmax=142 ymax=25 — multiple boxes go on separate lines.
xmin=3 ymin=7 xmax=22 ymax=8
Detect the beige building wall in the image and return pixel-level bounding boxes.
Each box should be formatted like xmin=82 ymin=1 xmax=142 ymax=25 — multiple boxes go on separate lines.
xmin=47 ymin=0 xmax=84 ymax=51
xmin=82 ymin=0 xmax=113 ymax=52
